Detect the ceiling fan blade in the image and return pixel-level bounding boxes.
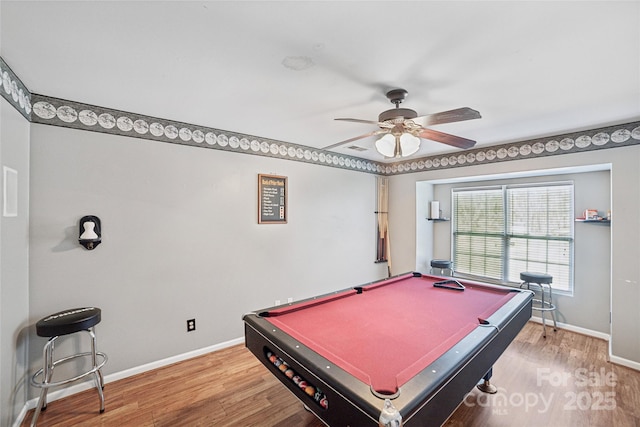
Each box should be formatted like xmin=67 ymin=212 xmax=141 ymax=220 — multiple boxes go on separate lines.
xmin=415 ymin=107 xmax=481 ymax=126
xmin=418 ymin=128 xmax=477 ymax=149
xmin=323 ymin=129 xmax=388 ymax=150
xmin=335 ymin=118 xmax=381 ymax=125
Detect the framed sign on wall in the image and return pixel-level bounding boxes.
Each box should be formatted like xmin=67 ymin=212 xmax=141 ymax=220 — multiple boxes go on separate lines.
xmin=258 ymin=174 xmax=287 ymax=224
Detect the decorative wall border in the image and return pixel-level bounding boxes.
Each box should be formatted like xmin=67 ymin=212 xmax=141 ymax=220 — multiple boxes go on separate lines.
xmin=385 ymin=120 xmax=640 ymax=175
xmin=3 ymin=55 xmax=640 ymax=176
xmin=29 ymin=93 xmax=385 ymax=175
xmin=0 ymin=57 xmax=32 ymax=120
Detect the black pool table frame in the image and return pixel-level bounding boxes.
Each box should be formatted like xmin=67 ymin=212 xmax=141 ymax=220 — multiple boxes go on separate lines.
xmin=243 ymin=272 xmax=533 ymax=426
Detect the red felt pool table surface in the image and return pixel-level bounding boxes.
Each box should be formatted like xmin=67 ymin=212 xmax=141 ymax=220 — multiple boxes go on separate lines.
xmin=265 ymin=273 xmax=517 ymax=395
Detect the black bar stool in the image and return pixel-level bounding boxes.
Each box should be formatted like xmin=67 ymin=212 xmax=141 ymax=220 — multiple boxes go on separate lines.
xmin=520 ymin=272 xmax=558 ymax=337
xmin=30 ymin=307 xmax=107 ymax=426
xmin=430 ymin=259 xmax=454 ymax=276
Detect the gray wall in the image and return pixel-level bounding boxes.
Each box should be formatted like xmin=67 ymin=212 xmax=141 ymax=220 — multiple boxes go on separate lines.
xmin=1 ymin=99 xmax=639 ymax=423
xmin=422 ymin=170 xmax=611 ymax=334
xmin=0 ymin=98 xmax=30 ymax=426
xmin=27 ymin=124 xmax=388 ymax=385
xmin=389 ymin=147 xmax=640 ymax=367
xmin=3 ymin=103 xmax=639 ymax=421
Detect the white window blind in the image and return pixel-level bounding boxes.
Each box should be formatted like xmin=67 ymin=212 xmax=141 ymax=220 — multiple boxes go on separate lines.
xmin=452 ymin=187 xmax=505 ymax=280
xmin=452 ymin=182 xmax=574 ymax=293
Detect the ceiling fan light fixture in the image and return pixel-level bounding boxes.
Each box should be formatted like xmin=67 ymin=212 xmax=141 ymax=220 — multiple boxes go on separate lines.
xmin=399 ymin=133 xmax=421 ymax=157
xmin=375 ymin=132 xmax=421 ymax=158
xmin=375 ymin=134 xmax=397 ymax=158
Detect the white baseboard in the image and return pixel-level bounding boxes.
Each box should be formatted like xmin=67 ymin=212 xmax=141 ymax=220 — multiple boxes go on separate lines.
xmin=609 ymin=355 xmax=640 ymax=371
xmin=106 ymin=337 xmax=244 ymax=384
xmin=529 ymin=316 xmax=611 ymax=341
xmin=528 ymin=317 xmax=640 ymax=372
xmin=609 ymin=349 xmax=640 ymax=371
xmin=12 ymin=405 xmax=28 ymax=427
xmin=15 ymin=337 xmax=244 ymax=427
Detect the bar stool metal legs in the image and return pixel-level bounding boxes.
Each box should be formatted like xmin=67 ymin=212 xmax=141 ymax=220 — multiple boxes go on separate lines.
xmin=520 ymin=272 xmax=558 ymax=338
xmin=32 ymin=338 xmax=55 ymax=421
xmin=538 ymin=283 xmax=558 ymax=337
xmin=90 ymin=328 xmax=106 ymax=408
xmin=30 ymin=307 xmax=107 ymax=426
xmin=30 ymin=328 xmax=107 ymax=426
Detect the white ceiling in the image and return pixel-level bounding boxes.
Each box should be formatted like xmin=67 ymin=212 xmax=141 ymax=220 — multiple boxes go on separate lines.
xmin=1 ymin=1 xmax=639 ymax=162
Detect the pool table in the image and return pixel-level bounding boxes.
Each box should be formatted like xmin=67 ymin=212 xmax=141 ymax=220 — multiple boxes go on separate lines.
xmin=243 ymin=272 xmax=532 ymax=426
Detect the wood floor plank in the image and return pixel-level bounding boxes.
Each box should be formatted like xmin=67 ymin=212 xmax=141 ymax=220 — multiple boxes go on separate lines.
xmin=22 ymin=322 xmax=640 ymax=426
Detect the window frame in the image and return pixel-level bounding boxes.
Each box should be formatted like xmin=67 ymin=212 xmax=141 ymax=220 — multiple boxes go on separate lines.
xmin=451 ymin=181 xmax=575 ymax=295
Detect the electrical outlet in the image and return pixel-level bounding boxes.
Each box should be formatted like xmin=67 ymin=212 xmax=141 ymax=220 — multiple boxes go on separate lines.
xmin=187 ymin=318 xmax=196 ymax=332
xmin=287 ymin=297 xmax=293 ymax=303
xmin=275 ymin=300 xmax=281 ymax=306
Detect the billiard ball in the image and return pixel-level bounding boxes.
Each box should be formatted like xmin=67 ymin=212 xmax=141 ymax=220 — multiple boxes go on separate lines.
xmin=320 ymin=397 xmax=329 ymax=409
xmin=305 ymin=385 xmax=315 ymax=396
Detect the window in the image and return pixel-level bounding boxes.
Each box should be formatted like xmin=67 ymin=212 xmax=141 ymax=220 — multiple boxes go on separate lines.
xmin=452 ymin=182 xmax=574 ymax=293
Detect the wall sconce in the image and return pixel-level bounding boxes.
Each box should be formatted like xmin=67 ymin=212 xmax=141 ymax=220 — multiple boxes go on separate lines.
xmin=79 ymin=215 xmax=101 ymax=250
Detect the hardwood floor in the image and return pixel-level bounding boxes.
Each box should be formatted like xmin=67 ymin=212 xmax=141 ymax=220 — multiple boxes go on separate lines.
xmin=22 ymin=322 xmax=640 ymax=427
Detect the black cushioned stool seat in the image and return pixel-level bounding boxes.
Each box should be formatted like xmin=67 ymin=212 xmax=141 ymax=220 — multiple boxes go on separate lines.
xmin=30 ymin=307 xmax=107 ymax=426
xmin=520 ymin=272 xmax=553 ymax=285
xmin=430 ymin=259 xmax=454 ymax=276
xmin=36 ymin=307 xmax=102 ymax=337
xmin=520 ymin=272 xmax=557 ymax=337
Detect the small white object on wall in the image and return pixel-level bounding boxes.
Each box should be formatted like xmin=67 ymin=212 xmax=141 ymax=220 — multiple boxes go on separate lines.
xmin=3 ymin=166 xmax=18 ymax=217
xmin=430 ymin=201 xmax=440 ymax=219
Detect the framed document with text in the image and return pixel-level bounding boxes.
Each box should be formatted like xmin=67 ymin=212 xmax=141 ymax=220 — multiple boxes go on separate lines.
xmin=258 ymin=174 xmax=287 ymax=224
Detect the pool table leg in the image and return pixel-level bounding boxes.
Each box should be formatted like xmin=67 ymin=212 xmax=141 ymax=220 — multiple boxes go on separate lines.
xmin=476 ymin=368 xmax=498 ymax=394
